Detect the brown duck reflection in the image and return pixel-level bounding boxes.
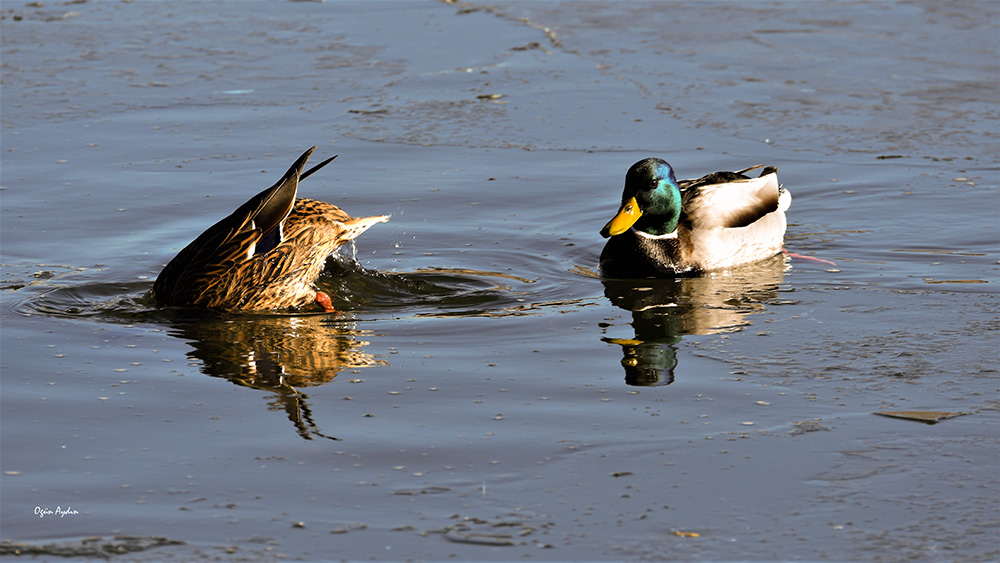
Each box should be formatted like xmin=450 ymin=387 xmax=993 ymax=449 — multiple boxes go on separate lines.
xmin=601 ymin=254 xmax=787 ymax=386
xmin=171 ymin=314 xmax=387 ymax=440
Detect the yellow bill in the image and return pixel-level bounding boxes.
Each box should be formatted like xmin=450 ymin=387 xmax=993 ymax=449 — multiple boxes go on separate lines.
xmin=600 ymin=196 xmax=642 ymax=238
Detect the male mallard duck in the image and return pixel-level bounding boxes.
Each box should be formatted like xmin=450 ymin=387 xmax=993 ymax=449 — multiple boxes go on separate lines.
xmin=599 ymin=158 xmax=790 ymax=277
xmin=153 ymin=147 xmax=388 ymax=311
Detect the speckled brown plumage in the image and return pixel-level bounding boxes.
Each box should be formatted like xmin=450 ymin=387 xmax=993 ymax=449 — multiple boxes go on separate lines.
xmin=153 ymin=147 xmax=388 ymax=311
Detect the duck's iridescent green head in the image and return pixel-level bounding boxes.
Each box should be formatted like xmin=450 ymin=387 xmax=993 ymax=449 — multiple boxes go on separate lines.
xmin=600 ymin=158 xmax=682 ymax=238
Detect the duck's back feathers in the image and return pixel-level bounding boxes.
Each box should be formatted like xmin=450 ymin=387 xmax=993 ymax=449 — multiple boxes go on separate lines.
xmin=154 ymin=148 xmax=316 ymax=307
xmin=283 ymin=199 xmax=389 ymax=247
xmin=153 ymin=147 xmax=388 ymax=310
xmin=680 ymin=166 xmax=781 ymax=231
xmin=225 ymin=198 xmax=387 ymax=311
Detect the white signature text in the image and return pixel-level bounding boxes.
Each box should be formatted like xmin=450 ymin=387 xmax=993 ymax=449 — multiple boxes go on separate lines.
xmin=34 ymin=506 xmax=79 ymax=518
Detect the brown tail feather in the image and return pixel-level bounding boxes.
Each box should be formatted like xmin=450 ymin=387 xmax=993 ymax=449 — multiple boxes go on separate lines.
xmin=341 ymin=214 xmax=390 ymax=241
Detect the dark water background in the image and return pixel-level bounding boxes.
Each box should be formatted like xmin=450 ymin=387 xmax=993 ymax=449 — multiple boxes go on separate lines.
xmin=2 ymin=1 xmax=998 ymax=561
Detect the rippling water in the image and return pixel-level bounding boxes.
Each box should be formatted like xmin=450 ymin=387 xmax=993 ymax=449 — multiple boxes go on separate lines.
xmin=2 ymin=1 xmax=997 ymax=561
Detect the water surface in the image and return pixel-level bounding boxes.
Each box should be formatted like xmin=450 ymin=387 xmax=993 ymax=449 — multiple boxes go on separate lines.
xmin=2 ymin=1 xmax=998 ymax=561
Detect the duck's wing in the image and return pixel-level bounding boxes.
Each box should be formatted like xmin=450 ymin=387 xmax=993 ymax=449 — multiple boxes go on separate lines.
xmin=679 ymin=166 xmax=780 ymax=231
xmin=154 ymin=147 xmax=317 ymax=305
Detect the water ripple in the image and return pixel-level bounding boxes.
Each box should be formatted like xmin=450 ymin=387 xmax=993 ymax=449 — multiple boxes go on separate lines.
xmin=3 ymin=258 xmax=547 ymax=323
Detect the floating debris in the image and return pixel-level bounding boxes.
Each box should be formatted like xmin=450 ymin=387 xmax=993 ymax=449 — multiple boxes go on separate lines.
xmin=329 ymin=522 xmax=367 ymax=534
xmin=0 ymin=536 xmax=184 ymax=558
xmin=422 ymin=514 xmax=550 ymax=548
xmin=510 ymin=41 xmax=543 ymax=51
xmin=790 ymin=419 xmax=830 ymax=435
xmin=874 ymin=411 xmax=969 ymax=424
xmin=923 ymin=279 xmax=988 ymax=285
xmin=443 ymin=531 xmax=515 ymax=546
xmin=392 ymin=485 xmax=451 ymax=496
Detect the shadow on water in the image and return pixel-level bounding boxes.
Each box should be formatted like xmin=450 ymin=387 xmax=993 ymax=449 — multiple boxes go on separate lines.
xmin=599 ymin=254 xmax=791 ymax=386
xmin=3 ymin=258 xmax=536 ymax=440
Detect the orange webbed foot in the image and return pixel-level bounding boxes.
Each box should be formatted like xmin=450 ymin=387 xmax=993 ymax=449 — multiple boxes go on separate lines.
xmin=781 ymin=248 xmax=837 ymax=267
xmin=314 ymin=291 xmax=335 ymax=313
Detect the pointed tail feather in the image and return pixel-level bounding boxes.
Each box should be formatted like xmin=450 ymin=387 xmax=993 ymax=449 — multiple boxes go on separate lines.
xmin=340 ymin=214 xmax=390 ymax=242
xmin=778 ymin=187 xmax=792 ymax=212
xmin=301 ymin=154 xmax=338 ymax=182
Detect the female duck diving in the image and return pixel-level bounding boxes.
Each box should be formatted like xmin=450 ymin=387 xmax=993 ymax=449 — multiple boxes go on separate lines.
xmin=599 ymin=158 xmax=790 ymax=278
xmin=153 ymin=147 xmax=388 ymax=312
